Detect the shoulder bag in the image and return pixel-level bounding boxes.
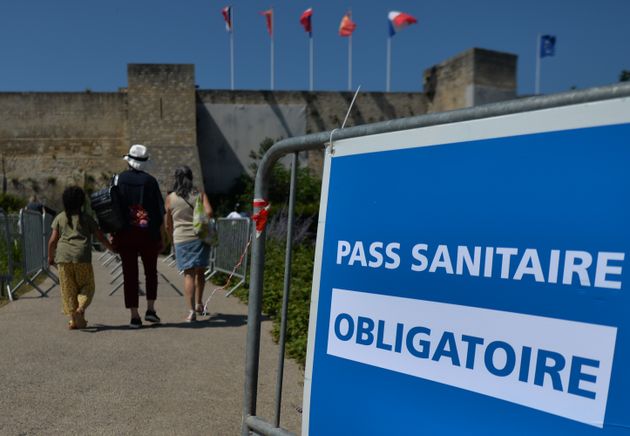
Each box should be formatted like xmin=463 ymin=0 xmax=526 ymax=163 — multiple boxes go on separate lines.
xmin=90 ymin=175 xmax=125 ymax=234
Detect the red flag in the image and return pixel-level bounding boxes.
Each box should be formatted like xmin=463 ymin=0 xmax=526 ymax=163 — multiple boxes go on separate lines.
xmin=260 ymin=9 xmax=273 ymax=37
xmin=300 ymin=8 xmax=313 ymax=34
xmin=339 ymin=12 xmax=356 ymax=37
xmin=221 ymin=6 xmax=232 ymax=32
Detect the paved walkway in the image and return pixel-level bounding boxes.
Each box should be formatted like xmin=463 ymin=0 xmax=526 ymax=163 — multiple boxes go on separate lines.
xmin=0 ymin=254 xmax=303 ymax=435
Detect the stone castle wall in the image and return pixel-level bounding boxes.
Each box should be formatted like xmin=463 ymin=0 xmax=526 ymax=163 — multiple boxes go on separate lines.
xmin=197 ymin=90 xmax=429 ymax=193
xmin=0 ymin=92 xmax=128 ymax=208
xmin=0 ymin=48 xmax=517 ymax=209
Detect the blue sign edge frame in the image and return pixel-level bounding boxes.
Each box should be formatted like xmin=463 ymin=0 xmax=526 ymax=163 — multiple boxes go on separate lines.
xmin=301 ymin=96 xmax=630 ymax=435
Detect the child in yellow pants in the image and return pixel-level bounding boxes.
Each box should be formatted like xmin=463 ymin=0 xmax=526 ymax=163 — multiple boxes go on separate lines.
xmin=57 ymin=263 xmax=96 ymax=323
xmin=48 ymin=186 xmax=113 ymax=329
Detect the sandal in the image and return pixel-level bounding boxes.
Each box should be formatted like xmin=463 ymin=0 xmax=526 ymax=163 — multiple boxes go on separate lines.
xmin=195 ymin=304 xmax=204 ymax=315
xmin=185 ymin=311 xmax=197 ymax=323
xmin=74 ymin=310 xmax=87 ymax=329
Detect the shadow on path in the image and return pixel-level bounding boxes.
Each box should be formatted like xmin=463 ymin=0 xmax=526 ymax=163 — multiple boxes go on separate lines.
xmin=82 ymin=313 xmax=248 ymax=332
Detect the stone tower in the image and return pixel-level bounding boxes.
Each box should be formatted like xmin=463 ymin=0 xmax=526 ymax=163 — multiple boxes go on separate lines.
xmin=423 ymin=48 xmax=517 ymax=113
xmin=127 ymin=64 xmax=201 ymax=193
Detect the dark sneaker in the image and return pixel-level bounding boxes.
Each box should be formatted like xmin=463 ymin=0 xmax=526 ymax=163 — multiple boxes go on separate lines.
xmin=145 ymin=310 xmax=161 ymax=323
xmin=129 ymin=317 xmax=143 ymax=329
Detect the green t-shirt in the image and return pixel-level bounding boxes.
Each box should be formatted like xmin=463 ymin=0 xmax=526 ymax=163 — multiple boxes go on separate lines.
xmin=51 ymin=212 xmax=99 ymax=263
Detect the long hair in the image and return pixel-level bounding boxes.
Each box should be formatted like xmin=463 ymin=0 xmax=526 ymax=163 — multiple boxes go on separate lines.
xmin=173 ymin=166 xmax=194 ymax=198
xmin=62 ymin=186 xmax=85 ymax=228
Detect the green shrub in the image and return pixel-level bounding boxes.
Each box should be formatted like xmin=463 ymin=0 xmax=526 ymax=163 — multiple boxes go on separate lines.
xmin=0 ymin=238 xmax=24 ymax=302
xmin=0 ymin=193 xmax=26 ymax=213
xmin=232 ymin=239 xmax=315 ymax=366
xmin=270 ymin=242 xmax=315 ymax=365
xmin=233 ymin=138 xmax=322 ymax=219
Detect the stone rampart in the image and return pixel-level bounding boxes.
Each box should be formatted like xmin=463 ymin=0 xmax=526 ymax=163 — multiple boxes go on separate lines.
xmin=0 ymin=47 xmax=517 ymax=208
xmin=196 ymin=90 xmax=428 ymax=192
xmin=0 ymin=92 xmax=128 ymax=209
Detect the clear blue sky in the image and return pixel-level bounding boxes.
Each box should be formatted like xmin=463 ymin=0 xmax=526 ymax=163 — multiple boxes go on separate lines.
xmin=0 ymin=0 xmax=627 ymax=95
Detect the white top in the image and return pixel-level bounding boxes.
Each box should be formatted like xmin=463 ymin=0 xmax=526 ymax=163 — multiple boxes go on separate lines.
xmin=168 ymin=192 xmax=198 ymax=245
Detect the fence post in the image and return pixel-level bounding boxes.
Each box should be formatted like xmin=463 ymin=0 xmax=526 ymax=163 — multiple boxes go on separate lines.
xmin=242 ymin=209 xmax=267 ymax=435
xmin=274 ymin=152 xmax=298 ymax=427
xmin=0 ymin=208 xmax=13 ymax=300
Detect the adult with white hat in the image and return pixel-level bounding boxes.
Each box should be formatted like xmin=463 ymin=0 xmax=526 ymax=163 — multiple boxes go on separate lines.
xmin=111 ymin=144 xmax=165 ymax=328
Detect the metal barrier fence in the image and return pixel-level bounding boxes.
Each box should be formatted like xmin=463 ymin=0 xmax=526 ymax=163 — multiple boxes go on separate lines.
xmin=9 ymin=209 xmax=58 ymax=299
xmin=161 ymin=218 xmax=252 ymax=296
xmin=0 ymin=209 xmax=13 ymax=299
xmin=105 ymin=247 xmax=183 ymax=297
xmin=241 ymin=82 xmax=630 ymax=435
xmin=207 ymin=218 xmax=251 ymax=296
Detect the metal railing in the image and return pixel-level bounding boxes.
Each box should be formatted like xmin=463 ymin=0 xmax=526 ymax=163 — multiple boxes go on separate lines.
xmin=241 ymin=82 xmax=630 ymax=435
xmin=206 ymin=218 xmax=251 ymax=296
xmin=1 ymin=210 xmax=251 ymax=302
xmin=9 ymin=209 xmax=58 ymax=298
xmin=160 ymin=218 xmax=252 ymax=296
xmin=4 ymin=206 xmax=200 ymax=301
xmin=101 ymin=249 xmax=183 ymax=297
xmin=0 ymin=208 xmax=14 ymax=299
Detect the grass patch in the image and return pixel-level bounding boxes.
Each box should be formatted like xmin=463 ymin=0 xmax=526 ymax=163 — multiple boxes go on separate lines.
xmin=0 ymin=232 xmax=36 ymax=307
xmin=0 ymin=280 xmax=34 ymax=308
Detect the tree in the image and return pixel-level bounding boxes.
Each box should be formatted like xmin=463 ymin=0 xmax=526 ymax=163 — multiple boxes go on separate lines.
xmin=238 ymin=138 xmax=321 ymax=220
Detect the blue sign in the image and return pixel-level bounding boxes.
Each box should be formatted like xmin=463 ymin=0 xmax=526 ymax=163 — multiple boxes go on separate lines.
xmin=303 ymin=98 xmax=630 ymax=435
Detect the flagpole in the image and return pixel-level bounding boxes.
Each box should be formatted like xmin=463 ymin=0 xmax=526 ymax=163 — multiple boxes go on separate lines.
xmin=386 ymin=35 xmax=392 ymax=92
xmin=534 ymin=33 xmax=540 ymax=95
xmin=230 ymin=9 xmax=235 ymax=90
xmin=271 ymin=9 xmax=275 ymax=90
xmin=348 ymin=35 xmax=352 ymax=91
xmin=309 ymin=34 xmax=314 ymax=91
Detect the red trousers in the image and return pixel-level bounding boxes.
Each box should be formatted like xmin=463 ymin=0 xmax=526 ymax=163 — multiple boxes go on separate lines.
xmin=113 ymin=229 xmax=161 ymax=309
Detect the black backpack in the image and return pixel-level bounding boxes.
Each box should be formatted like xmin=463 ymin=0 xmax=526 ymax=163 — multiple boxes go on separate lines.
xmin=90 ymin=175 xmax=125 ymax=234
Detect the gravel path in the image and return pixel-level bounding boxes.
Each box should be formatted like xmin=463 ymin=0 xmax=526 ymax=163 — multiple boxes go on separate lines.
xmin=0 ymin=254 xmax=303 ymax=435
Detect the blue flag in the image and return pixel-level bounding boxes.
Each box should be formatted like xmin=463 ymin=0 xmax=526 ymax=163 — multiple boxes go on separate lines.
xmin=540 ymin=35 xmax=556 ymax=58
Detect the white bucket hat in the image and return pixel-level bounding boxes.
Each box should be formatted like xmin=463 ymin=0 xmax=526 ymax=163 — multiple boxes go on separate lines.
xmin=123 ymin=144 xmax=150 ymax=171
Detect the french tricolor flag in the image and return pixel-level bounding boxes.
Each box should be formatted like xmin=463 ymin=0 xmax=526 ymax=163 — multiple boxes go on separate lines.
xmin=388 ymin=11 xmax=417 ymax=36
xmin=222 ymin=6 xmax=232 ymax=32
xmin=300 ymin=8 xmax=313 ymax=35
